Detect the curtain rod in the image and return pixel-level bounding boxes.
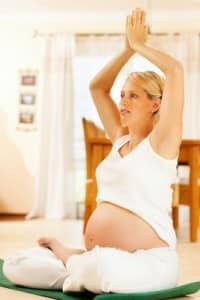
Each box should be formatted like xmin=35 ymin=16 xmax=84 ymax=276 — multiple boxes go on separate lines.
xmin=33 ymin=30 xmax=200 ymax=38
xmin=77 ymin=32 xmax=169 ymax=36
xmin=33 ymin=30 xmax=53 ymax=38
xmin=77 ymin=32 xmax=200 ymax=36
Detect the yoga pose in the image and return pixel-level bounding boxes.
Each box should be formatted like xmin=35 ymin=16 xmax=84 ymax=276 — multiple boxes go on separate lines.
xmin=3 ymin=8 xmax=184 ymax=293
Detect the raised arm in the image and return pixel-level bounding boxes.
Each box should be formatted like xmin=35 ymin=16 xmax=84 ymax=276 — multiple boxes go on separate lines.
xmin=126 ymin=8 xmax=184 ymax=158
xmin=89 ymin=19 xmax=143 ymax=143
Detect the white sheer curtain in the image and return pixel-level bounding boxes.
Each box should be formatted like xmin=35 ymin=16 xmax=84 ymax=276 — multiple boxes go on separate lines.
xmin=27 ymin=33 xmax=76 ymax=220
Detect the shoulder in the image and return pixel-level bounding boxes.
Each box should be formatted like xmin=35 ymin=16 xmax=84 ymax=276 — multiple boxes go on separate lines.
xmin=149 ymin=127 xmax=181 ymax=160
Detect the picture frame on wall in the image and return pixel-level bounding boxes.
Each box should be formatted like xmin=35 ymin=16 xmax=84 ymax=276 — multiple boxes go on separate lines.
xmin=19 ymin=111 xmax=35 ymax=124
xmin=20 ymin=94 xmax=36 ymax=105
xmin=21 ymin=75 xmax=36 ymax=86
xmin=17 ymin=69 xmax=38 ymax=131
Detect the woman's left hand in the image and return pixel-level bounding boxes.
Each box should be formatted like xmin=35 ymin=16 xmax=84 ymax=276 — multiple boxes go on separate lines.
xmin=126 ymin=8 xmax=148 ymax=49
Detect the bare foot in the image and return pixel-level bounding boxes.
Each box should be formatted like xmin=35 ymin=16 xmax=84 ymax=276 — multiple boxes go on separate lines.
xmin=38 ymin=237 xmax=57 ymax=249
xmin=38 ymin=237 xmax=85 ymax=265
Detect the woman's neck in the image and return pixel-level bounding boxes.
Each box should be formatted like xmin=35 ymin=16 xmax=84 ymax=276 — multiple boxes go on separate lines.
xmin=128 ymin=124 xmax=153 ymax=144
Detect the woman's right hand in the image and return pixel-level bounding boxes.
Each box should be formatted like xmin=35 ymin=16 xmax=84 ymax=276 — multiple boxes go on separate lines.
xmin=126 ymin=8 xmax=148 ymax=50
xmin=125 ymin=16 xmax=134 ymax=51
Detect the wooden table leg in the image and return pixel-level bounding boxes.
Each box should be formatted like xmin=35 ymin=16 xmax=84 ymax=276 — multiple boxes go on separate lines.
xmin=189 ymin=146 xmax=199 ymax=242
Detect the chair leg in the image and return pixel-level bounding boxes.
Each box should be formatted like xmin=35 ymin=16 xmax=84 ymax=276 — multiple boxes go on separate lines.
xmin=172 ymin=206 xmax=179 ymax=230
xmin=171 ymin=182 xmax=180 ymax=230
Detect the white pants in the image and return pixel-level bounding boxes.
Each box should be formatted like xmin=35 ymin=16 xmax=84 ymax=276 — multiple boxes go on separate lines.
xmin=3 ymin=246 xmax=178 ymax=294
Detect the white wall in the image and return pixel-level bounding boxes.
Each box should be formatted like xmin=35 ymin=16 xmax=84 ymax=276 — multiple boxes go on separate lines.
xmin=0 ymin=24 xmax=40 ymax=213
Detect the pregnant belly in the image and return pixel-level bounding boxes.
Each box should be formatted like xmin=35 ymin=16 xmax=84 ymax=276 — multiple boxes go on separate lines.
xmin=84 ymin=202 xmax=168 ymax=252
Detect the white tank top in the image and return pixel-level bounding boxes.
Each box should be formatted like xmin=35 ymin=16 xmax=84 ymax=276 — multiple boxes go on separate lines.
xmin=95 ymin=134 xmax=178 ymax=249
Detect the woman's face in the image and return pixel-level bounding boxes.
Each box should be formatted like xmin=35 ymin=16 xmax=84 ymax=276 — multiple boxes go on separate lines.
xmin=119 ymin=79 xmax=158 ymax=127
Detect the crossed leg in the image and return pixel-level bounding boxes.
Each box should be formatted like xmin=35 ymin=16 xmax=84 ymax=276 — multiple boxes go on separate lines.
xmin=3 ymin=237 xmax=86 ymax=290
xmin=3 ymin=237 xmax=178 ymax=293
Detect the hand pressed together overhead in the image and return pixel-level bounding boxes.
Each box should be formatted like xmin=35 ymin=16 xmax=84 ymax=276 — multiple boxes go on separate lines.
xmin=126 ymin=8 xmax=148 ymax=49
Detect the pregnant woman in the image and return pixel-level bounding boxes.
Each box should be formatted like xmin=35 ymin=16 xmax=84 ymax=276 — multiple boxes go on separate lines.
xmin=3 ymin=8 xmax=184 ymax=294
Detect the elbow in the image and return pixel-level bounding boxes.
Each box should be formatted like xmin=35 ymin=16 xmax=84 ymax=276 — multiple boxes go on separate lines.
xmin=173 ymin=60 xmax=183 ymax=72
xmin=89 ymin=82 xmax=101 ymax=97
xmin=89 ymin=81 xmax=110 ymax=95
xmin=166 ymin=60 xmax=183 ymax=75
xmin=89 ymin=80 xmax=98 ymax=91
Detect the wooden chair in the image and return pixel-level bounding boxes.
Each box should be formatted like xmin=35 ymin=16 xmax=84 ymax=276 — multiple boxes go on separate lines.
xmin=82 ymin=117 xmax=111 ymax=232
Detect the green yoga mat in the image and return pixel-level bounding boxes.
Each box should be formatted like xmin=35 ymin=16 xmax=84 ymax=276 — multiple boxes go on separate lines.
xmin=1 ymin=259 xmax=200 ymax=300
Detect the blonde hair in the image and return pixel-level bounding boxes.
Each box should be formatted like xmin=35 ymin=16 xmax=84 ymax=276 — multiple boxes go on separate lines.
xmin=127 ymin=71 xmax=165 ymax=118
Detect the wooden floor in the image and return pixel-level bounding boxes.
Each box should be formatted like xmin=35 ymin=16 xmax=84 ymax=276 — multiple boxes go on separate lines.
xmin=1 ymin=214 xmax=200 ymax=299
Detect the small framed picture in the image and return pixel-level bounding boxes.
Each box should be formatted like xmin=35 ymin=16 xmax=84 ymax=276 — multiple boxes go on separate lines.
xmin=21 ymin=75 xmax=36 ymax=86
xmin=20 ymin=94 xmax=36 ymax=105
xmin=19 ymin=112 xmax=35 ymax=124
